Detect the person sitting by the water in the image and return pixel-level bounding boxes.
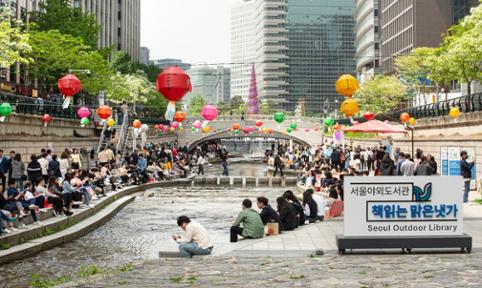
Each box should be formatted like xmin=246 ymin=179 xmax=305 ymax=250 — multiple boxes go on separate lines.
xmin=276 ymin=196 xmax=298 ymax=231
xmin=310 ymin=188 xmax=326 ymax=221
xmin=256 ymin=196 xmax=280 ymax=226
xmin=172 ymin=215 xmax=213 ymax=258
xmin=230 ymin=199 xmax=264 ymax=242
xmin=302 ymin=189 xmax=318 ymax=223
xmin=282 ymin=190 xmax=304 ymax=227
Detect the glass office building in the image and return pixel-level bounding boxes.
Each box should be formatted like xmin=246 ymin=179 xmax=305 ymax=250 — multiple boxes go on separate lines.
xmin=285 ymin=0 xmax=356 ymax=114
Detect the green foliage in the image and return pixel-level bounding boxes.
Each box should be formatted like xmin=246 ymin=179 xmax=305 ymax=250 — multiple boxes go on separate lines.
xmin=169 ymin=274 xmax=184 ymax=284
xmin=78 ymin=265 xmax=101 ymax=278
xmin=395 ymin=47 xmax=437 ymax=84
xmin=119 ymin=263 xmax=134 ymax=272
xmin=0 ymin=7 xmax=32 ymax=67
xmin=110 ymin=51 xmax=135 ymax=74
xmin=107 ymin=72 xmax=156 ymax=103
xmin=188 ymin=94 xmax=207 ymax=116
xmin=260 ymin=101 xmax=276 ymax=115
xmin=34 ymin=0 xmax=100 ymax=48
xmin=30 ymin=274 xmax=72 ymax=288
xmin=290 ymin=274 xmax=305 ymax=280
xmin=355 ymin=75 xmax=408 ymax=114
xmin=0 ymin=242 xmax=11 ymax=250
xmin=229 ymin=96 xmax=246 ymax=114
xmin=28 ymin=29 xmax=113 ymax=95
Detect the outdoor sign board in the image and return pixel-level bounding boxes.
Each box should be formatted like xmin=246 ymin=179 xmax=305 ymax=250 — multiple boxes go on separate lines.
xmin=344 ymin=176 xmax=463 ymax=237
xmin=441 ymin=146 xmax=476 ymax=189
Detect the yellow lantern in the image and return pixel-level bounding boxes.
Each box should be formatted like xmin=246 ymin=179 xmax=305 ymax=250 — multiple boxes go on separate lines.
xmin=449 ymin=107 xmax=460 ymax=118
xmin=340 ymin=98 xmax=360 ymax=117
xmin=202 ymin=126 xmax=211 ymax=133
xmin=169 ymin=127 xmax=175 ymax=133
xmin=106 ymin=118 xmax=116 ymax=127
xmin=336 ymin=74 xmax=359 ymax=97
xmin=408 ymin=117 xmax=416 ymax=126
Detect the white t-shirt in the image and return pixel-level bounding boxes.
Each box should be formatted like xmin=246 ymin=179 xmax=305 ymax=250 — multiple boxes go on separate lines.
xmin=312 ymin=193 xmax=326 ymax=217
xmin=176 ymin=221 xmax=212 ymax=249
xmin=38 ymin=157 xmax=49 ymax=175
xmin=24 ymin=191 xmax=35 ymax=201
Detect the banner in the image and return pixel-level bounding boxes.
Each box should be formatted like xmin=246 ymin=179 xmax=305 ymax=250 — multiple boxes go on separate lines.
xmin=344 ymin=176 xmax=463 ymax=237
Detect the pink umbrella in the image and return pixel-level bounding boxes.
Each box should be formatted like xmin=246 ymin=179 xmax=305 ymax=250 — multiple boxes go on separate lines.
xmin=343 ymin=120 xmax=407 ymax=134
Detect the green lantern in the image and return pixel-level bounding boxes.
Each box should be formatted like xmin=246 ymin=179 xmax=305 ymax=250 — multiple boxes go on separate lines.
xmin=324 ymin=118 xmax=334 ymax=127
xmin=290 ymin=123 xmax=297 ymax=130
xmin=286 ymin=127 xmax=293 ymax=133
xmin=274 ymin=112 xmax=285 ymax=124
xmin=80 ymin=117 xmax=90 ymax=127
xmin=0 ymin=103 xmax=12 ymax=122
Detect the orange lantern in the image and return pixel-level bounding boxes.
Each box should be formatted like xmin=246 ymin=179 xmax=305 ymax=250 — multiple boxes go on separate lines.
xmin=340 ymin=98 xmax=360 ymax=117
xmin=232 ymin=123 xmax=241 ymax=130
xmin=408 ymin=117 xmax=416 ymax=126
xmin=174 ymin=111 xmax=187 ymax=123
xmin=96 ymin=105 xmax=112 ymax=120
xmin=133 ymin=119 xmax=142 ymax=128
xmin=336 ymin=74 xmax=359 ymax=97
xmin=202 ymin=125 xmax=211 ymax=133
xmin=400 ymin=112 xmax=411 ymax=123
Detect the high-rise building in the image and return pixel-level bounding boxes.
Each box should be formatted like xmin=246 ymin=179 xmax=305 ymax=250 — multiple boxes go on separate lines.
xmin=152 ymin=59 xmax=191 ymax=72
xmin=355 ymin=0 xmax=380 ymax=83
xmin=0 ymin=0 xmax=141 ymax=62
xmin=140 ymin=47 xmax=150 ymax=65
xmin=252 ymin=0 xmax=356 ymax=113
xmin=380 ymin=0 xmax=479 ymax=74
xmin=231 ymin=0 xmax=257 ymax=100
xmin=185 ymin=66 xmax=218 ymax=105
xmin=216 ymin=66 xmax=231 ymax=103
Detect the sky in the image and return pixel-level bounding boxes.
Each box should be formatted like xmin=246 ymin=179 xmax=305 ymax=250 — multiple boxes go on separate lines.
xmin=141 ymin=0 xmax=233 ymax=66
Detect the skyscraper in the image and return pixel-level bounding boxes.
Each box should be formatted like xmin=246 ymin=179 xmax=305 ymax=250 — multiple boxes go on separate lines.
xmin=185 ymin=66 xmax=218 ymax=105
xmin=247 ymin=0 xmax=356 ymax=114
xmin=152 ymin=59 xmax=191 ymax=72
xmin=216 ymin=66 xmax=231 ymax=103
xmin=380 ymin=0 xmax=479 ymax=74
xmin=140 ymin=47 xmax=150 ymax=65
xmin=231 ymin=0 xmax=257 ymax=100
xmin=355 ymin=0 xmax=380 ymax=83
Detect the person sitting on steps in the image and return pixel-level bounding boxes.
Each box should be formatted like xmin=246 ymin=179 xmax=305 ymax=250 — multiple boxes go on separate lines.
xmin=230 ymin=199 xmax=264 ymax=242
xmin=172 ymin=215 xmax=213 ymax=258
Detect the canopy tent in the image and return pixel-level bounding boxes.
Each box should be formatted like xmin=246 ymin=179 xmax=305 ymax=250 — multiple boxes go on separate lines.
xmin=343 ymin=120 xmax=408 ymax=134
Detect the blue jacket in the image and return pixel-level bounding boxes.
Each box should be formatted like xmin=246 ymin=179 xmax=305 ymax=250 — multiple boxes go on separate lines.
xmin=0 ymin=156 xmax=10 ymax=174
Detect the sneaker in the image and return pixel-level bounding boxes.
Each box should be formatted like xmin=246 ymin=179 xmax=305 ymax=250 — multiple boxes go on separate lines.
xmin=19 ymin=212 xmax=28 ymax=219
xmin=1 ymin=228 xmax=11 ymax=234
xmin=39 ymin=208 xmax=48 ymax=213
xmin=52 ymin=210 xmax=59 ymax=217
xmin=34 ymin=221 xmax=43 ymax=226
xmin=29 ymin=204 xmax=38 ymax=210
xmin=8 ymin=227 xmax=18 ymax=231
xmin=18 ymin=224 xmax=27 ymax=229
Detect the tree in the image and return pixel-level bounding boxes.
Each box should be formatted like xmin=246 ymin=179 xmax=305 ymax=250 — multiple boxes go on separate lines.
xmin=355 ymin=75 xmax=408 ymax=114
xmin=395 ymin=47 xmax=436 ymax=84
xmin=260 ymin=100 xmax=276 ymax=115
xmin=29 ymin=30 xmax=112 ymax=95
xmin=0 ymin=7 xmax=32 ymax=67
xmin=229 ymin=96 xmax=246 ymax=115
xmin=217 ymin=101 xmax=229 ymax=116
xmin=188 ymin=94 xmax=207 ymax=116
xmin=106 ymin=72 xmax=156 ymax=103
xmin=34 ymin=0 xmax=100 ymax=48
xmin=442 ymin=2 xmax=482 ymax=96
xmin=110 ymin=51 xmax=135 ymax=74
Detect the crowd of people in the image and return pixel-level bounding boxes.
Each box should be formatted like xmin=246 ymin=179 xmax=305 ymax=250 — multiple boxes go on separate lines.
xmin=0 ymin=141 xmax=206 ymax=235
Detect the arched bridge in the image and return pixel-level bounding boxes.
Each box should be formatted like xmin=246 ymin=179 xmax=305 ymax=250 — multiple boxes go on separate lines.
xmin=179 ymin=115 xmax=324 ymax=148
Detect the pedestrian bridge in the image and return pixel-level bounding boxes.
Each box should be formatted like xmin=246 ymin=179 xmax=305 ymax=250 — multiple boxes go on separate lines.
xmin=179 ymin=115 xmax=324 ymax=148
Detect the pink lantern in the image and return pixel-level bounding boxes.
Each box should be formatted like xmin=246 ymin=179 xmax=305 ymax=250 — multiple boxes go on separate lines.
xmin=201 ymin=105 xmax=218 ymax=121
xmin=305 ymin=128 xmax=310 ymax=132
xmin=172 ymin=121 xmax=180 ymax=129
xmin=192 ymin=120 xmax=202 ymax=129
xmin=162 ymin=126 xmax=170 ymax=133
xmin=77 ymin=107 xmax=90 ymax=119
xmin=243 ymin=127 xmax=250 ymax=134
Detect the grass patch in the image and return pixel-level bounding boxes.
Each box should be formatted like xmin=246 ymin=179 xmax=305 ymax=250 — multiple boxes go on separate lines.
xmin=31 ymin=274 xmax=72 ymax=288
xmin=0 ymin=242 xmax=11 ymax=250
xmin=473 ymin=199 xmax=482 ymax=205
xmin=187 ymin=275 xmax=197 ymax=284
xmin=78 ymin=265 xmax=102 ymax=278
xmin=40 ymin=220 xmax=78 ymax=237
xmin=169 ymin=274 xmax=184 ymax=284
xmin=290 ymin=274 xmax=305 ymax=280
xmin=119 ymin=263 xmax=134 ymax=272
xmin=118 ymin=280 xmax=128 ymax=285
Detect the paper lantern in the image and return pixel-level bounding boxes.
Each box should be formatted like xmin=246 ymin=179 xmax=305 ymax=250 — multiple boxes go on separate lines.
xmin=340 ymin=98 xmax=360 ymax=117
xmin=290 ymin=123 xmax=297 ymax=130
xmin=449 ymin=107 xmax=460 ymax=119
xmin=324 ymin=118 xmax=334 ymax=127
xmin=333 ymin=124 xmax=342 ymax=131
xmin=141 ymin=124 xmax=149 ymax=133
xmin=255 ymin=121 xmax=263 ymax=127
xmin=400 ymin=112 xmax=411 ymax=123
xmin=77 ymin=107 xmax=90 ymax=119
xmin=336 ymin=74 xmax=359 ymax=97
xmin=169 ymin=127 xmax=175 ymax=133
xmin=286 ymin=127 xmax=293 ymax=133
xmin=174 ymin=111 xmax=187 ymax=123
xmin=0 ymin=103 xmax=12 ymax=122
xmin=133 ymin=119 xmax=142 ymax=128
xmin=192 ymin=120 xmax=202 ymax=129
xmin=156 ymin=66 xmax=192 ymax=121
xmin=202 ymin=126 xmax=211 ymax=133
xmin=201 ymin=105 xmax=218 ymax=121
xmin=243 ymin=127 xmax=251 ymax=134
xmin=305 ymin=128 xmax=310 ymax=132
xmin=80 ymin=117 xmax=90 ymax=127
xmin=363 ymin=111 xmax=375 ymax=121
xmin=41 ymin=114 xmax=51 ymax=127
xmin=107 ymin=118 xmax=116 ymax=127
xmin=96 ymin=105 xmax=112 ymax=120
xmin=162 ymin=126 xmax=170 ymax=133
xmin=408 ymin=117 xmax=416 ymax=126
xmin=232 ymin=123 xmax=241 ymax=130
xmin=172 ymin=121 xmax=180 ymax=129
xmin=274 ymin=112 xmax=285 ymax=124
xmin=58 ymin=74 xmax=81 ymax=109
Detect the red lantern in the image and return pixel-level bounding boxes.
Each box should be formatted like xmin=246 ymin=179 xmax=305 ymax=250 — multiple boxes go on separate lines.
xmin=58 ymin=74 xmax=81 ymax=109
xmin=400 ymin=112 xmax=411 ymax=123
xmin=41 ymin=114 xmax=51 ymax=127
xmin=363 ymin=111 xmax=375 ymax=121
xmin=133 ymin=119 xmax=142 ymax=129
xmin=232 ymin=123 xmax=241 ymax=130
xmin=255 ymin=121 xmax=263 ymax=127
xmin=243 ymin=127 xmax=250 ymax=134
xmin=96 ymin=105 xmax=112 ymax=120
xmin=156 ymin=66 xmax=192 ymax=121
xmin=174 ymin=111 xmax=187 ymax=123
